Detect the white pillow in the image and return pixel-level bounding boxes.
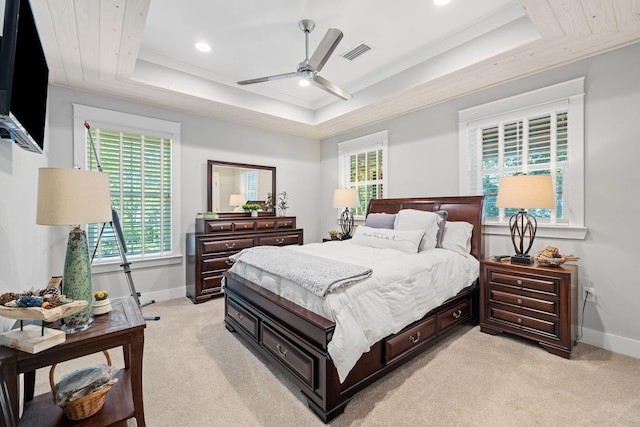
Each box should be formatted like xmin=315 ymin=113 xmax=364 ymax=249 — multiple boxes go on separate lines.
xmin=394 ymin=209 xmax=441 ymax=251
xmin=350 ymin=226 xmax=424 ymax=254
xmin=441 ymin=221 xmax=474 ymax=255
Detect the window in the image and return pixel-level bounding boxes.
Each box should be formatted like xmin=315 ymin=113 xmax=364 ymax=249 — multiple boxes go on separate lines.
xmin=458 ymin=78 xmax=586 ymax=239
xmin=242 ymin=171 xmax=258 ymax=201
xmin=338 ymin=131 xmax=388 ymax=218
xmin=73 ymin=104 xmax=182 ymax=270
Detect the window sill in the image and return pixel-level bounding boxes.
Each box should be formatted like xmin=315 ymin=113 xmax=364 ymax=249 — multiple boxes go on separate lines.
xmin=483 ymin=223 xmax=588 ymax=240
xmin=91 ymin=254 xmax=183 ymax=275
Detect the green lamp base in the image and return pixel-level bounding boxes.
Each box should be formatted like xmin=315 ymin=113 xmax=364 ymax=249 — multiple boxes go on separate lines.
xmin=61 ymin=226 xmax=94 ymax=333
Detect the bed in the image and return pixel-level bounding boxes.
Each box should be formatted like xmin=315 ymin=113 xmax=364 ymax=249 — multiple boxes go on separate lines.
xmin=223 ymin=196 xmax=484 ymax=422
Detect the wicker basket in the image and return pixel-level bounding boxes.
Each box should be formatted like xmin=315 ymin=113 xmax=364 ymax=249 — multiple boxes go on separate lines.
xmin=49 ymin=350 xmax=113 ymax=420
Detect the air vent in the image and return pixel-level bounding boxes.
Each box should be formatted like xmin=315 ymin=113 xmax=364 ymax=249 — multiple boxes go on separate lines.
xmin=341 ymin=42 xmax=372 ymax=61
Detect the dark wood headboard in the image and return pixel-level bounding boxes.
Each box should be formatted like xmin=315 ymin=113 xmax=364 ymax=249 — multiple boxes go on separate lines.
xmin=366 ymin=196 xmax=485 ymax=261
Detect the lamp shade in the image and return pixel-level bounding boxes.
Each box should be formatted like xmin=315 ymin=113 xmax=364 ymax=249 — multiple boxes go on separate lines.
xmin=333 ymin=188 xmax=360 ymax=208
xmin=229 ymin=194 xmax=244 ymax=206
xmin=36 ymin=168 xmax=112 ymax=225
xmin=496 ymin=175 xmax=555 ymax=209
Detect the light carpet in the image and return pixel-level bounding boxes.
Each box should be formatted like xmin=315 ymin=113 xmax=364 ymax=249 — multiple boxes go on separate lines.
xmin=32 ymin=297 xmax=640 ymax=426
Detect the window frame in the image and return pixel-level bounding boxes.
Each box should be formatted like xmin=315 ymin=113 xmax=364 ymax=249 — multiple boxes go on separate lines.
xmin=72 ymin=104 xmax=182 ymax=273
xmin=458 ymin=78 xmax=587 ymax=240
xmin=337 ymin=130 xmax=388 ymax=221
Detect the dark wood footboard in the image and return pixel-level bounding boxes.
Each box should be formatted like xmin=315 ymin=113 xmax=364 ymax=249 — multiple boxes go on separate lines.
xmin=224 ymin=270 xmax=479 ymax=422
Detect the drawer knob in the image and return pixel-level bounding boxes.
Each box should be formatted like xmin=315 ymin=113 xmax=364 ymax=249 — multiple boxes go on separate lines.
xmin=409 ymin=331 xmax=421 ymax=344
xmin=517 ymin=298 xmax=522 ymax=305
xmin=516 ymin=279 xmax=523 ymax=285
xmin=276 ymin=343 xmax=288 ymax=357
xmin=276 ymin=238 xmax=284 ymax=245
xmin=226 ymin=259 xmax=234 ymax=266
xmin=452 ymin=309 xmax=462 ymax=319
xmin=517 ymin=318 xmax=522 ymax=324
xmin=236 ymin=312 xmax=244 ymax=321
xmin=225 ymin=242 xmax=236 ymax=249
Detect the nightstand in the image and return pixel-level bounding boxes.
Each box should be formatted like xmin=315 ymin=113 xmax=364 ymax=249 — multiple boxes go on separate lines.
xmin=479 ymin=258 xmax=578 ymax=358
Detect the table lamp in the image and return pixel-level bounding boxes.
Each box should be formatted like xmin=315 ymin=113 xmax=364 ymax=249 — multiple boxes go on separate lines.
xmin=36 ymin=168 xmax=112 ymax=332
xmin=229 ymin=194 xmax=244 ymax=211
xmin=333 ymin=188 xmax=360 ymax=239
xmin=496 ymin=174 xmax=555 ymax=264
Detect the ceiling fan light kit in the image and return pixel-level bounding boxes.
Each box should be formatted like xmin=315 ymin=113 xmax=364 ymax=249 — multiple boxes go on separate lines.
xmin=237 ymin=19 xmax=352 ymax=100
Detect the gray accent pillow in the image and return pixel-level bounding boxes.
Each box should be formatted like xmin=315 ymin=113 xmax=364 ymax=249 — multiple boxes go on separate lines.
xmin=434 ymin=210 xmax=448 ymax=248
xmin=364 ymin=213 xmax=396 ymax=229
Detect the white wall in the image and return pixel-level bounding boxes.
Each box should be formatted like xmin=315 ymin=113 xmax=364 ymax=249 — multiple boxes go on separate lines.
xmin=320 ymin=43 xmax=640 ymax=359
xmin=1 ymin=86 xmax=321 ymax=313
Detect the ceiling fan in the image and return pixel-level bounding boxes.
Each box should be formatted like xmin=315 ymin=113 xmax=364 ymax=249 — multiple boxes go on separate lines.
xmin=237 ymin=19 xmax=352 ymax=100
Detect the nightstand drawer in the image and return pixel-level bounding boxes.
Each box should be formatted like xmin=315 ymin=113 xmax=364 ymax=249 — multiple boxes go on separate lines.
xmin=489 ymin=288 xmax=557 ymax=315
xmin=490 ymin=307 xmax=557 ymax=336
xmin=488 ymin=270 xmax=559 ymax=296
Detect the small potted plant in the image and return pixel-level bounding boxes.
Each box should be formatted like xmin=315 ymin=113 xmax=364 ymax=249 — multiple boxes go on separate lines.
xmin=329 ymin=229 xmax=341 ymax=240
xmin=242 ymin=203 xmax=262 ymax=217
xmin=202 ymin=211 xmax=218 ymax=219
xmin=91 ymin=290 xmax=112 ymax=315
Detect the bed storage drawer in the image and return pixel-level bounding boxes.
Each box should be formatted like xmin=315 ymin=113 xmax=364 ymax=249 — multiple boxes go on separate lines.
xmin=437 ymin=299 xmax=471 ymax=333
xmin=227 ymin=298 xmax=259 ymax=340
xmin=385 ymin=316 xmax=436 ymax=363
xmin=261 ymin=323 xmax=315 ymax=387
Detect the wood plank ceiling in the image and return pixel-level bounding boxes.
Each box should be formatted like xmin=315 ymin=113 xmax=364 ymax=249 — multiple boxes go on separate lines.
xmin=31 ymin=0 xmax=640 ymax=140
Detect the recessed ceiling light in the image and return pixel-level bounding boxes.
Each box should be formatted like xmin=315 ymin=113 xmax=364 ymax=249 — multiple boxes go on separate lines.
xmin=195 ymin=42 xmax=211 ymax=53
xmin=434 ymin=0 xmax=451 ymax=5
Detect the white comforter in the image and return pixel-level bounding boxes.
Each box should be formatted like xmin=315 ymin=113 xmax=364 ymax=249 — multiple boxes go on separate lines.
xmin=228 ymin=241 xmax=479 ymax=383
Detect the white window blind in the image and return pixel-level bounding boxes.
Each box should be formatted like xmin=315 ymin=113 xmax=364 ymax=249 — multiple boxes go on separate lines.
xmin=72 ymin=104 xmax=182 ymax=268
xmin=338 ymin=131 xmax=388 ymax=217
xmin=86 ymin=127 xmax=172 ymax=260
xmin=459 ymin=78 xmax=586 ymax=238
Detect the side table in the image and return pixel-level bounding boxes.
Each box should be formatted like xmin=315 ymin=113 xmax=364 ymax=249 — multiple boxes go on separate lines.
xmin=479 ymin=258 xmax=578 ymax=358
xmin=0 ymin=295 xmax=146 ymax=426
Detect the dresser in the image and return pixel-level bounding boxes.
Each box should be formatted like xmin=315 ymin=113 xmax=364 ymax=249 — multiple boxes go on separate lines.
xmin=186 ymin=213 xmax=303 ymax=304
xmin=479 ymin=258 xmax=578 ymax=358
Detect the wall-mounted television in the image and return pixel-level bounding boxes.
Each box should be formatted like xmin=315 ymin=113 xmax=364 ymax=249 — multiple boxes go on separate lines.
xmin=0 ymin=0 xmax=49 ymax=154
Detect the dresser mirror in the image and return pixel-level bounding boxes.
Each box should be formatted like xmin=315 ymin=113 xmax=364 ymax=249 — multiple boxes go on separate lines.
xmin=207 ymin=160 xmax=276 ymax=214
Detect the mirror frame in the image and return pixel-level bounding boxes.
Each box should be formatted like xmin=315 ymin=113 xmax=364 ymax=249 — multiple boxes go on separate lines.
xmin=207 ymin=160 xmax=277 ymax=215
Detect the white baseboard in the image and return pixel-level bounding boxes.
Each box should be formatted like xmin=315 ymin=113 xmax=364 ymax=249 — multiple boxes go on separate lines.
xmin=579 ymin=327 xmax=640 ymax=359
xmin=112 ymin=286 xmax=186 ymax=306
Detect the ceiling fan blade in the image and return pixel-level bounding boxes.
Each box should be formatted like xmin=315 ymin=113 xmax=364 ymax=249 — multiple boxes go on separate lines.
xmin=237 ymin=72 xmax=298 ymax=85
xmin=312 ymin=75 xmax=352 ymax=100
xmin=308 ymin=28 xmax=343 ymax=72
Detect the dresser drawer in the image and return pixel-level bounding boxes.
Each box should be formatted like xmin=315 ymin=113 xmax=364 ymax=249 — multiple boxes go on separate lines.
xmin=490 ymin=307 xmax=558 ymax=336
xmin=258 ymin=234 xmax=301 ymax=246
xmin=201 ymin=256 xmax=234 ymax=273
xmin=489 ymin=287 xmax=557 ymax=315
xmin=256 ymin=220 xmax=276 ymax=230
xmin=227 ymin=298 xmax=259 ymax=340
xmin=385 ymin=316 xmax=436 ymax=363
xmin=201 ymin=274 xmax=223 ymax=293
xmin=487 ymin=270 xmax=559 ymax=296
xmin=261 ymin=323 xmax=315 ymax=387
xmin=234 ymin=221 xmax=256 ymax=231
xmin=276 ymin=219 xmax=294 ymax=228
xmin=203 ymin=221 xmax=234 ymax=233
xmin=437 ymin=299 xmax=471 ymax=332
xmin=201 ymin=238 xmax=254 ymax=254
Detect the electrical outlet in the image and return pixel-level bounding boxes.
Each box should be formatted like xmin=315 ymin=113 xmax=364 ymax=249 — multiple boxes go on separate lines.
xmin=583 ymin=287 xmax=595 ymax=302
